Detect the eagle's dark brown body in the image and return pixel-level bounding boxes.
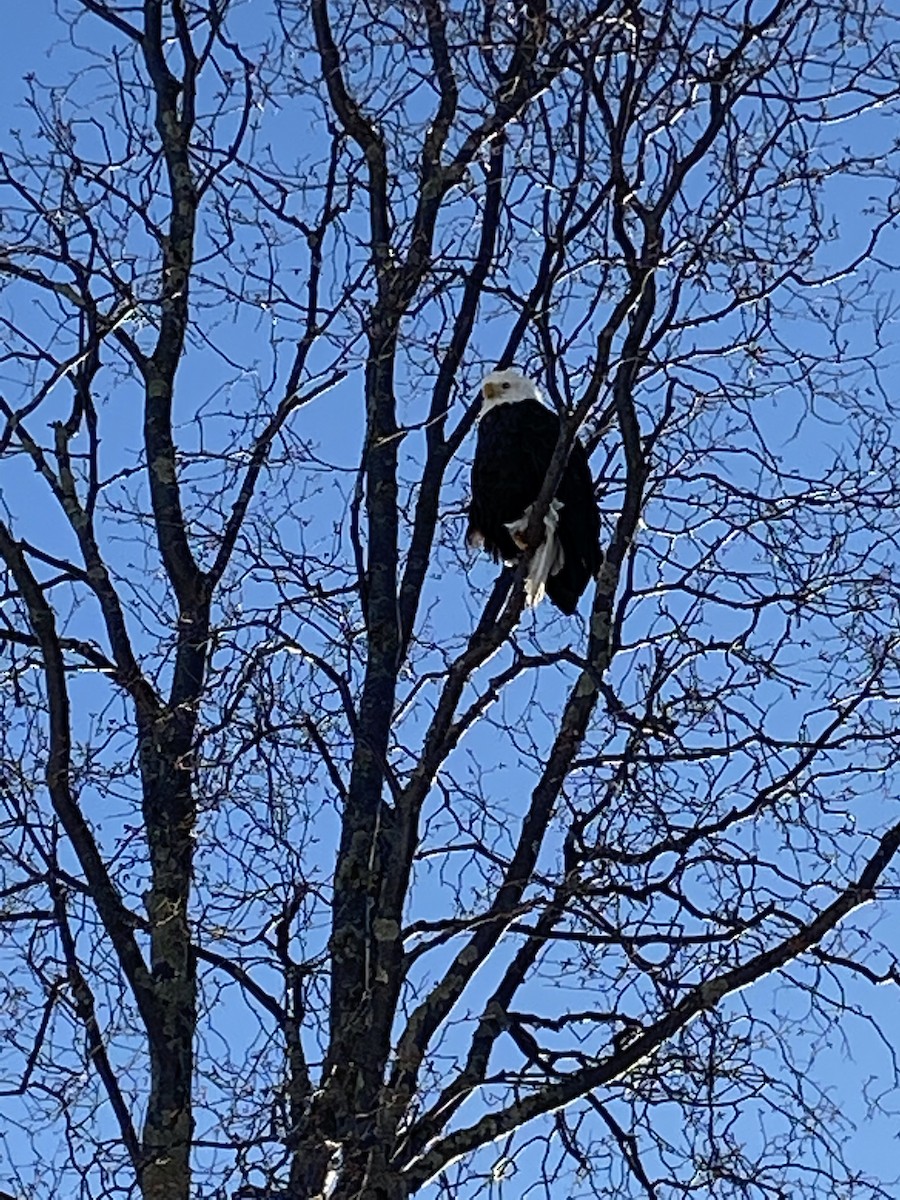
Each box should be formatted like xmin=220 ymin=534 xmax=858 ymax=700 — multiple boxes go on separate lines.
xmin=467 ymin=396 xmax=601 ymax=614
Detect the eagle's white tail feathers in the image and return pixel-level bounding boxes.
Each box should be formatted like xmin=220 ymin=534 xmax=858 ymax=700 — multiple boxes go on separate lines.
xmin=505 ymin=500 xmax=565 ymax=607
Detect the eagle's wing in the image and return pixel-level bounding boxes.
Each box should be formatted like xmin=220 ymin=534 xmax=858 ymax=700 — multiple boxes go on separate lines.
xmin=546 ymin=438 xmax=602 ymax=613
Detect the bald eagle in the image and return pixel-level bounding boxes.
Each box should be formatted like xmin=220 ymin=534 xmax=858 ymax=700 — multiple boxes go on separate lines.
xmin=467 ymin=369 xmax=601 ymax=614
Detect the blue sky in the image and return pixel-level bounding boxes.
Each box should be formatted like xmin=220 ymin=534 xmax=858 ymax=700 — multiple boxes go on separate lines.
xmin=3 ymin=3 xmax=900 ymax=1199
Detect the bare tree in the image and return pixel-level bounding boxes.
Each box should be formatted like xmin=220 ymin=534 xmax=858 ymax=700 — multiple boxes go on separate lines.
xmin=2 ymin=1 xmax=900 ymax=1198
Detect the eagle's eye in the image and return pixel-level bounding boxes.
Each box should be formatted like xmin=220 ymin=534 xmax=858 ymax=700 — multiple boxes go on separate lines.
xmin=502 ymin=382 xmax=510 ymax=390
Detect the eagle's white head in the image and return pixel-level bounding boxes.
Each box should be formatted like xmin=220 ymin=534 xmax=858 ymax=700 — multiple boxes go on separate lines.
xmin=480 ymin=369 xmax=542 ymax=412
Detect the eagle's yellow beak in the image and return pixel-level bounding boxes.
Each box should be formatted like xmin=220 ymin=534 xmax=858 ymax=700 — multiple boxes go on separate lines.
xmin=483 ymin=382 xmax=499 ymax=400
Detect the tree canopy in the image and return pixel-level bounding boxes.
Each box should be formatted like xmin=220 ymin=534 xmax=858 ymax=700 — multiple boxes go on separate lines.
xmin=2 ymin=2 xmax=900 ymax=1198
